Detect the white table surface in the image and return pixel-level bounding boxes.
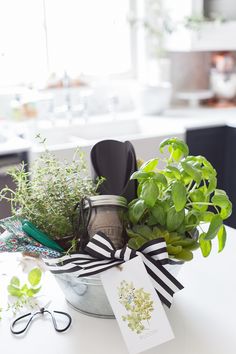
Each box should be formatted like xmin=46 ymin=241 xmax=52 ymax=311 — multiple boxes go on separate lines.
xmin=0 ymin=225 xmax=236 ymax=354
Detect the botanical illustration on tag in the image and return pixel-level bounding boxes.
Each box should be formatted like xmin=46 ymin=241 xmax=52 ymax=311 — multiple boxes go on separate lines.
xmin=101 ymin=256 xmax=174 ymax=354
xmin=118 ymin=280 xmax=154 ymax=334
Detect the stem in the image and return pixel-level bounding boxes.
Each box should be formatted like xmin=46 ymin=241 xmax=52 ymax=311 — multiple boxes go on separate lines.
xmin=186 ymin=202 xmax=220 ymax=214
xmin=186 ymin=181 xmax=194 ymax=192
xmin=186 ymin=202 xmax=214 ymax=206
xmin=188 ymin=182 xmax=197 ymax=194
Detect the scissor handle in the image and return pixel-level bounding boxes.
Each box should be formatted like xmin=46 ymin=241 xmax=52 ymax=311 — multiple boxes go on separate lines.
xmin=10 ymin=311 xmax=37 ymax=335
xmin=44 ymin=309 xmax=72 ymax=332
xmin=10 ymin=308 xmax=72 ymax=335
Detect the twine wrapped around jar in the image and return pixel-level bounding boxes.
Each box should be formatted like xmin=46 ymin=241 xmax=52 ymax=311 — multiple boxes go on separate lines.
xmin=81 ymin=195 xmax=128 ymax=250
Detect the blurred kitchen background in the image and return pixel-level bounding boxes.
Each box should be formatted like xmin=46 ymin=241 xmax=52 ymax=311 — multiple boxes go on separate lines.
xmin=1 ymin=0 xmax=236 ymax=226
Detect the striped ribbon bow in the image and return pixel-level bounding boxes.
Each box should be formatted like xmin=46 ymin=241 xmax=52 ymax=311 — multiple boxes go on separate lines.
xmin=45 ymin=232 xmax=184 ymax=308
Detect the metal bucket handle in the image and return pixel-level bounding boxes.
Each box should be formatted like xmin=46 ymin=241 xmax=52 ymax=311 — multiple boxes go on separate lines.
xmin=73 ymin=197 xmax=92 ymax=251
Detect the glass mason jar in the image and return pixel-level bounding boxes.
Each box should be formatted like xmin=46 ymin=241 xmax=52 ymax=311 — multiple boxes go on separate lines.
xmin=83 ymin=195 xmax=127 ymax=249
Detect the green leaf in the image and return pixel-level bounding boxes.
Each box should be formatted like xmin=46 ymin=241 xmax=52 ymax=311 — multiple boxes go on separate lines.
xmin=184 ymin=241 xmax=200 ymax=251
xmin=217 ymin=225 xmax=226 ymax=253
xmin=199 ymin=233 xmax=212 ymax=257
xmin=171 ymin=181 xmax=187 ymax=212
xmin=28 ymin=268 xmax=42 ymax=287
xmin=199 ymin=211 xmax=215 ymax=222
xmin=132 ymin=225 xmax=154 ymax=240
xmin=140 ymin=180 xmax=159 ymax=207
xmin=126 ymin=228 xmax=141 ymax=239
xmin=212 ymin=189 xmax=232 ymax=219
xmin=128 ymin=236 xmax=146 ymax=250
xmin=159 ymin=138 xmax=189 ymax=157
xmin=151 ymin=204 xmax=166 ymax=226
xmin=21 ymin=284 xmax=29 ymax=294
xmin=147 ymin=214 xmax=157 ymax=226
xmin=205 ymin=214 xmax=222 ymax=240
xmin=207 ymin=175 xmax=217 ymax=194
xmin=128 ymin=199 xmax=146 ymax=224
xmin=185 ymin=209 xmax=200 ymax=227
xmin=10 ymin=276 xmax=20 ymax=288
xmin=164 ymin=166 xmax=181 ymax=180
xmin=172 ymin=238 xmax=196 ymax=247
xmin=174 ymin=249 xmax=193 ymax=261
xmin=27 ymin=287 xmax=41 ymax=297
xmin=166 ymin=207 xmax=185 ymax=232
xmin=140 ymin=159 xmax=158 ymax=172
xmin=181 ymin=161 xmax=202 ymax=185
xmin=212 ymin=189 xmax=230 ymax=208
xmin=153 ymin=173 xmax=167 ymax=186
xmin=7 ymin=285 xmax=22 ymax=297
xmin=130 ymin=171 xmax=155 ymax=180
xmin=196 ymin=155 xmax=217 ymax=176
xmin=167 ymin=244 xmax=182 ymax=255
xmin=189 ymin=190 xmax=208 ymax=211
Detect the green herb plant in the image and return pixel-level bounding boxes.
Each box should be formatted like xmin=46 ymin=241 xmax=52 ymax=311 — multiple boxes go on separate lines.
xmin=127 ymin=138 xmax=232 ymax=261
xmin=7 ymin=267 xmax=42 ymax=315
xmin=118 ymin=280 xmax=154 ymax=334
xmin=0 ymin=143 xmax=103 ymax=243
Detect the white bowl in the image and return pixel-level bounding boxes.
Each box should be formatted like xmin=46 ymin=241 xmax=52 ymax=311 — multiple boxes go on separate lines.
xmin=137 ymin=82 xmax=172 ymax=115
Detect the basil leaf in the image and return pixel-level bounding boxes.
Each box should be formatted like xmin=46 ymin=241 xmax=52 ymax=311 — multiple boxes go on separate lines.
xmin=10 ymin=276 xmax=20 ymax=288
xmin=199 ymin=233 xmax=212 ymax=257
xmin=140 ymin=158 xmax=158 ymax=172
xmin=199 ymin=211 xmax=214 ymax=222
xmin=217 ymin=225 xmax=226 ymax=253
xmin=7 ymin=285 xmax=22 ymax=297
xmin=212 ymin=189 xmax=232 ymax=219
xmin=27 ymin=287 xmax=41 ymax=297
xmin=153 ymin=173 xmax=167 ymax=186
xmin=181 ymin=161 xmax=202 ymax=185
xmin=205 ymin=214 xmax=222 ymax=240
xmin=164 ymin=165 xmax=181 ymax=179
xmin=128 ymin=199 xmax=146 ymax=224
xmin=28 ymin=268 xmax=42 ymax=287
xmin=151 ymin=204 xmax=166 ymax=226
xmin=207 ymin=175 xmax=217 ymax=194
xmin=130 ymin=171 xmax=155 ymax=180
xmin=166 ymin=207 xmax=185 ymax=232
xmin=172 ymin=181 xmax=187 ymax=212
xmin=140 ymin=180 xmax=159 ymax=207
xmin=159 ymin=137 xmax=189 ymax=157
xmin=189 ymin=189 xmax=208 ymax=212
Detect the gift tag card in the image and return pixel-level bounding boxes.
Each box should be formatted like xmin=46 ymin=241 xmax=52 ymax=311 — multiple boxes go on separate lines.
xmin=101 ymin=256 xmax=174 ymax=354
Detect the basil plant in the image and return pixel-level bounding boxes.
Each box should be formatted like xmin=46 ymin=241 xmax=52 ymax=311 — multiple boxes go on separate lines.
xmin=127 ymin=138 xmax=232 ymax=261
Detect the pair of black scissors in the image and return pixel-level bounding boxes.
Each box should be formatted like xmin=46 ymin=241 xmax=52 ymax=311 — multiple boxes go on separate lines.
xmin=10 ymin=303 xmax=72 ymax=335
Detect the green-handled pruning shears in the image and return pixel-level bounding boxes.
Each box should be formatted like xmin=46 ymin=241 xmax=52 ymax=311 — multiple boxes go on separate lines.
xmin=22 ymin=220 xmax=64 ymax=253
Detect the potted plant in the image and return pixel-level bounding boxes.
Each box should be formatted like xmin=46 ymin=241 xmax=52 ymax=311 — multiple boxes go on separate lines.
xmin=0 ymin=146 xmax=103 ymax=252
xmin=126 ymin=137 xmax=232 ymax=261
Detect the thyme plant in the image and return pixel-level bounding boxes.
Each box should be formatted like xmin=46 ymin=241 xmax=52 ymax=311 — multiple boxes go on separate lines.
xmin=0 ymin=147 xmax=102 ymax=240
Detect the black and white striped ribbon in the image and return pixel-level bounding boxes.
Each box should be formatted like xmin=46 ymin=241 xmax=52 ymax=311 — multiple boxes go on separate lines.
xmin=45 ymin=232 xmax=183 ymax=307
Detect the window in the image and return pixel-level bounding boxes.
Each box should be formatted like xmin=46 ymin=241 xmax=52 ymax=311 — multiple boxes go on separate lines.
xmin=0 ymin=0 xmax=135 ymax=87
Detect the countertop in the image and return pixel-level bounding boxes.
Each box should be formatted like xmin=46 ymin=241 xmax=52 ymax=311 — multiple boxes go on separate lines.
xmin=0 ymin=224 xmax=235 ymax=354
xmin=1 ymin=106 xmax=236 ymax=156
xmin=157 ymin=107 xmax=236 ymax=129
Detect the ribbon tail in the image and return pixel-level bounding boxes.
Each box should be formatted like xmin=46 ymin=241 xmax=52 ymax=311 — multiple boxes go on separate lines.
xmin=140 ymin=254 xmax=184 ymax=308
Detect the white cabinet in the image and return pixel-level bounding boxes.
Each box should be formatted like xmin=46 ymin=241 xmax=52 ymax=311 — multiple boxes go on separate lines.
xmin=164 ymin=0 xmax=236 ymax=52
xmin=165 ymin=21 xmax=236 ymax=52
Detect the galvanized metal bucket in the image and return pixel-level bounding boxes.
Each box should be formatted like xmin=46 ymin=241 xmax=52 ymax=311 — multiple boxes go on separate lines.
xmin=54 ymin=262 xmax=183 ymax=318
